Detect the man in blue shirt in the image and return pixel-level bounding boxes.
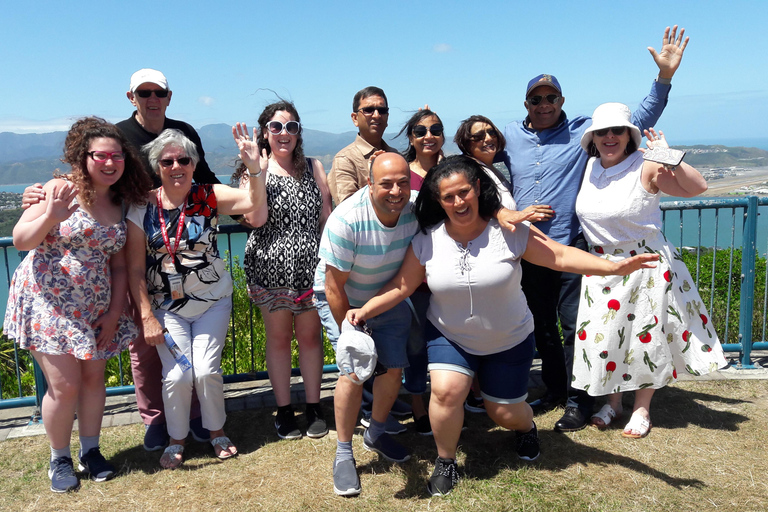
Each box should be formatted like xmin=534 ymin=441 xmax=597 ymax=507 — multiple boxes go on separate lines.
xmin=501 ymin=26 xmax=689 ymax=432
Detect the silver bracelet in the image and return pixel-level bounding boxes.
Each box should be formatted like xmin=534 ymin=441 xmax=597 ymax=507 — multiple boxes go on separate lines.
xmin=249 ymin=170 xmax=263 ymax=178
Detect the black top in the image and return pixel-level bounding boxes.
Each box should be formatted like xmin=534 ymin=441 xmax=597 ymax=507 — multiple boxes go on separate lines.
xmin=116 ymin=112 xmax=220 ymax=187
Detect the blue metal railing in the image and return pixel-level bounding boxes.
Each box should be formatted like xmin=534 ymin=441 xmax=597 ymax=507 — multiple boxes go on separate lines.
xmin=1 ymin=197 xmax=767 ymax=412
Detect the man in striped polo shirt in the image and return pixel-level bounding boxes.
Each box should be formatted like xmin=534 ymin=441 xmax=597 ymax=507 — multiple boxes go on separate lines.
xmin=314 ymin=153 xmax=418 ymax=496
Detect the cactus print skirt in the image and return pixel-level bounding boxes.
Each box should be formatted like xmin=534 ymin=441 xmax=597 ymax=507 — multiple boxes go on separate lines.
xmin=571 ymin=232 xmax=727 ymax=396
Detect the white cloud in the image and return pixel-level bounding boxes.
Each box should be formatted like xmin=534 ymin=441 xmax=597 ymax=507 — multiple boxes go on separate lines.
xmin=199 ymin=96 xmax=215 ymax=107
xmin=433 ymin=43 xmax=452 ymax=53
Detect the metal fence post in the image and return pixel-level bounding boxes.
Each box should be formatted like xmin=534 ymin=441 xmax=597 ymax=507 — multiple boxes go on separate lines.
xmin=30 ymin=358 xmax=46 ymax=424
xmin=738 ymin=196 xmax=758 ymax=368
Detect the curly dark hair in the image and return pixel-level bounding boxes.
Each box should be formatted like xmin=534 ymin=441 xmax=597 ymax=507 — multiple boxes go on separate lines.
xmin=60 ymin=116 xmax=152 ymax=206
xmin=453 ymin=115 xmax=506 ymax=157
xmin=256 ymin=100 xmax=307 ymax=179
xmin=395 ymin=109 xmax=444 ymax=163
xmin=414 ymin=155 xmax=501 ymax=233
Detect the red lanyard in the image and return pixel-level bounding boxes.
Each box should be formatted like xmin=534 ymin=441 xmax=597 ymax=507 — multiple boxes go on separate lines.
xmin=156 ymin=187 xmax=188 ymax=259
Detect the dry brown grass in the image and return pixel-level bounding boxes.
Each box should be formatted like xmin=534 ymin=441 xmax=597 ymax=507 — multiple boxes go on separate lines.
xmin=1 ymin=380 xmax=767 ymax=512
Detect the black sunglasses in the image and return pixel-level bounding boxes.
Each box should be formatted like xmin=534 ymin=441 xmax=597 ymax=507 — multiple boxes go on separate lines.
xmin=357 ymin=106 xmax=389 ymax=116
xmin=267 ymin=120 xmax=301 ymax=135
xmin=159 ymin=157 xmax=192 ymax=167
xmin=593 ymin=127 xmax=627 ymax=137
xmin=135 ymin=89 xmax=169 ymax=98
xmin=412 ymin=124 xmax=444 ymax=138
xmin=528 ymin=94 xmax=561 ymax=106
xmin=468 ymin=128 xmax=498 ymax=142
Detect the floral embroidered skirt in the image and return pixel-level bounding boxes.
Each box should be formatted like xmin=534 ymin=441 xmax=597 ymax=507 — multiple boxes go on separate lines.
xmin=572 ymin=233 xmax=727 ymax=396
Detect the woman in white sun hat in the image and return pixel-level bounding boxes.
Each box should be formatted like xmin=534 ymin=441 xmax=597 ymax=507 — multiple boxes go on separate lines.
xmin=572 ymin=102 xmax=727 ymax=439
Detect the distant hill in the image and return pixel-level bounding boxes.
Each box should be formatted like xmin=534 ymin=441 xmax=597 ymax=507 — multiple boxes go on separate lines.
xmin=0 ymin=127 xmax=764 ymax=185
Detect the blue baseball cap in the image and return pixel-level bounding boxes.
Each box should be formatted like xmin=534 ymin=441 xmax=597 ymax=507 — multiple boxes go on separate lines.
xmin=526 ymin=74 xmax=562 ymax=97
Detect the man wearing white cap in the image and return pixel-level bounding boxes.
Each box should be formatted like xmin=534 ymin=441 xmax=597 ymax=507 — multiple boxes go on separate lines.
xmin=117 ymin=68 xmax=220 ymax=451
xmin=499 ymin=26 xmax=689 ymax=433
xmin=116 ymin=68 xmax=219 ymax=187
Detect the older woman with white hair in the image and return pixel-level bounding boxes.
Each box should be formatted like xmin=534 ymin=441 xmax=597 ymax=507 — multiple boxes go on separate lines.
xmin=126 ymin=128 xmax=266 ymax=469
xmin=572 ymin=103 xmax=727 ymax=439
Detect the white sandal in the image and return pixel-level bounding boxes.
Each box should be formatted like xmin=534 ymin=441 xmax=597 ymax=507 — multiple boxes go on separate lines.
xmin=622 ymin=411 xmax=652 ymax=438
xmin=590 ymin=404 xmax=622 ymax=430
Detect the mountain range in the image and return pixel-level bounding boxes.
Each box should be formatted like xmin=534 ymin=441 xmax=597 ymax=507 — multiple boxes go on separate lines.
xmin=0 ymin=125 xmax=765 ymax=185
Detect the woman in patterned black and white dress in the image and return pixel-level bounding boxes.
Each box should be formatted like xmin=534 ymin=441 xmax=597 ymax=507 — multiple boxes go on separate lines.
xmin=235 ymin=101 xmax=333 ymax=439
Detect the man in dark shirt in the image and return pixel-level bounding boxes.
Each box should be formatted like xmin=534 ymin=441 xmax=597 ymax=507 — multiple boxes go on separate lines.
xmin=118 ymin=69 xmax=218 ymax=451
xmin=116 ymin=68 xmax=219 ymax=187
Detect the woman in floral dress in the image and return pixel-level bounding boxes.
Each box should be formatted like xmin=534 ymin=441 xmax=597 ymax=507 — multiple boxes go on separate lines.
xmin=572 ymin=103 xmax=727 ymax=438
xmin=4 ymin=117 xmax=151 ymax=492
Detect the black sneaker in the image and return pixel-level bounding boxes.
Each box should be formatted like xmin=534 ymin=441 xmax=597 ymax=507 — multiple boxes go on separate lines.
xmin=143 ymin=423 xmax=169 ymax=451
xmin=305 ymin=403 xmax=328 ymax=439
xmin=413 ymin=414 xmax=433 ymax=436
xmin=78 ymin=447 xmax=116 ymax=482
xmin=275 ymin=407 xmax=302 ymax=440
xmin=464 ymin=394 xmax=486 ymax=414
xmin=516 ymin=421 xmax=541 ymax=461
xmin=362 ymin=431 xmax=410 ymax=463
xmin=427 ymin=457 xmax=459 ymax=496
xmin=48 ymin=456 xmax=80 ymax=493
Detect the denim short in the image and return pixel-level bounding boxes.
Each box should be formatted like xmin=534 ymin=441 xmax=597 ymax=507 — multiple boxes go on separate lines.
xmin=315 ymin=291 xmax=411 ymax=369
xmin=426 ymin=321 xmax=535 ymax=404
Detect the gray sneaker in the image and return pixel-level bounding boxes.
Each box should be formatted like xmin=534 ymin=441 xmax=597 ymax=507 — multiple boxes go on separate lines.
xmin=360 ymin=414 xmax=407 ymax=435
xmin=362 ymin=431 xmax=410 ymax=463
xmin=49 ymin=456 xmax=80 ymax=493
xmin=333 ymin=458 xmax=361 ymax=496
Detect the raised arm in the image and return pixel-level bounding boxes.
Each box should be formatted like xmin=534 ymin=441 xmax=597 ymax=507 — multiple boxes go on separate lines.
xmin=13 ymin=179 xmax=79 ymax=251
xmin=213 ymin=123 xmax=269 ymax=216
xmin=346 ymin=246 xmax=425 ymax=326
xmin=641 ymin=128 xmax=707 ymax=197
xmin=522 ymin=225 xmax=658 ymax=276
xmin=648 ymin=25 xmax=689 ymax=80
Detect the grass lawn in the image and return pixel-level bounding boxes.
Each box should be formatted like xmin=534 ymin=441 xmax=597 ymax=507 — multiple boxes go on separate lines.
xmin=1 ymin=379 xmax=767 ymax=511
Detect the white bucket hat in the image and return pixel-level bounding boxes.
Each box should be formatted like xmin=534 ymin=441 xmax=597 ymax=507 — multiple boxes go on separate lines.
xmin=336 ymin=319 xmax=378 ymax=384
xmin=580 ymin=102 xmax=642 ymax=152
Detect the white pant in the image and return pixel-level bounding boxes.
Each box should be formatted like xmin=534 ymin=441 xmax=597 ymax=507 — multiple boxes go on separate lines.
xmin=154 ymin=295 xmax=232 ymax=440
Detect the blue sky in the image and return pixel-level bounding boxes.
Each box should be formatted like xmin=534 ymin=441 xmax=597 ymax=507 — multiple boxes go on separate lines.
xmin=1 ymin=0 xmax=766 ymax=145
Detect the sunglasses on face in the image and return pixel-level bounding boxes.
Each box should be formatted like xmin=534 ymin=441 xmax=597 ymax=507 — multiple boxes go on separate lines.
xmin=159 ymin=157 xmax=192 ymax=167
xmin=88 ymin=151 xmax=125 ymax=162
xmin=412 ymin=124 xmax=444 ymax=138
xmin=527 ymin=94 xmax=561 ymax=106
xmin=135 ymin=89 xmax=169 ymax=98
xmin=593 ymin=126 xmax=627 ymax=137
xmin=468 ymin=128 xmax=498 ymax=142
xmin=357 ymin=106 xmax=389 ymax=116
xmin=267 ymin=120 xmax=301 ymax=135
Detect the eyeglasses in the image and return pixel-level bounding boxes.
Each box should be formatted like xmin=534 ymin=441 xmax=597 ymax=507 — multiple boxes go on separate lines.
xmin=267 ymin=120 xmax=301 ymax=135
xmin=88 ymin=151 xmax=125 ymax=162
xmin=357 ymin=106 xmax=389 ymax=116
xmin=468 ymin=128 xmax=498 ymax=142
xmin=135 ymin=89 xmax=169 ymax=98
xmin=593 ymin=126 xmax=627 ymax=137
xmin=412 ymin=124 xmax=444 ymax=138
xmin=527 ymin=94 xmax=561 ymax=106
xmin=159 ymin=157 xmax=192 ymax=167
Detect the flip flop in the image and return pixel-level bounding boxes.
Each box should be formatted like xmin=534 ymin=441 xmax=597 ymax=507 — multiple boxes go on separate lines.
xmin=211 ymin=436 xmax=238 ymax=460
xmin=160 ymin=444 xmax=184 ymax=469
xmin=622 ymin=411 xmax=652 ymax=439
xmin=591 ymin=404 xmax=622 ymax=430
